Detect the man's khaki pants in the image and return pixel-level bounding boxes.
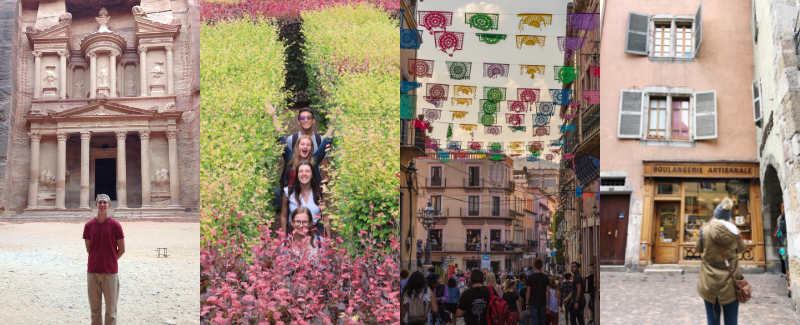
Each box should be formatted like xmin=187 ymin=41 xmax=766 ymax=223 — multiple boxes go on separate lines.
xmin=87 ymin=272 xmax=119 ymax=325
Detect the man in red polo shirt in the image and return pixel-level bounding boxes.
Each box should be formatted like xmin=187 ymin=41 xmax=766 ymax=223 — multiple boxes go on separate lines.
xmin=83 ymin=194 xmax=125 ymax=325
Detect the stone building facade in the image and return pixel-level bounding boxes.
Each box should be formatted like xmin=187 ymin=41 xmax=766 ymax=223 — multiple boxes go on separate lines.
xmin=751 ymin=0 xmax=800 ymax=311
xmin=0 ymin=0 xmax=200 ymax=215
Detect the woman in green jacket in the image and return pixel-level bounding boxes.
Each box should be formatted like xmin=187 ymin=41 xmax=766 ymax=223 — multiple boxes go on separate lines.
xmin=695 ymin=197 xmax=746 ymax=325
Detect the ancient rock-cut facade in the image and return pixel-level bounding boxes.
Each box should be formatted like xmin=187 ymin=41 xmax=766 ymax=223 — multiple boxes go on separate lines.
xmin=0 ymin=1 xmax=200 ymax=215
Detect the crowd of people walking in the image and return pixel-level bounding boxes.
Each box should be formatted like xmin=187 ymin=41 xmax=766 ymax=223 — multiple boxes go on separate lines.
xmin=399 ymin=258 xmax=596 ymax=325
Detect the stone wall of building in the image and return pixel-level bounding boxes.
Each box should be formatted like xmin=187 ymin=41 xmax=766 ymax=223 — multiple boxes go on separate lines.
xmin=0 ymin=0 xmax=19 ymax=213
xmin=4 ymin=0 xmax=200 ymax=213
xmin=752 ymin=0 xmax=800 ymax=313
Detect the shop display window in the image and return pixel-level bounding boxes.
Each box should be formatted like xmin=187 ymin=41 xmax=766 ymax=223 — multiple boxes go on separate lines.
xmin=683 ymin=181 xmax=752 ymax=244
xmin=657 ymin=183 xmax=680 ymax=196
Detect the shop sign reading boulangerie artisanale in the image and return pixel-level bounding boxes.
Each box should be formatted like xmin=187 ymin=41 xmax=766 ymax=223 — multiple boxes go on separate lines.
xmin=643 ymin=162 xmax=759 ymax=178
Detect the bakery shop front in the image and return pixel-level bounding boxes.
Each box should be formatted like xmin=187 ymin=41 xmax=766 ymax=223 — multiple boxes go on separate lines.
xmin=638 ymin=161 xmax=764 ymax=267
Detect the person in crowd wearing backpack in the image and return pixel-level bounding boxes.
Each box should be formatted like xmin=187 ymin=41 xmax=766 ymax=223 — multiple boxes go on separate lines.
xmin=502 ymin=279 xmax=521 ymax=324
xmin=444 ymin=278 xmax=461 ymax=325
xmin=428 ymin=275 xmax=449 ymax=325
xmin=457 ymin=269 xmax=491 ymax=325
xmin=559 ymin=273 xmax=573 ymax=324
xmin=544 ymin=278 xmax=560 ymax=325
xmin=525 ymin=258 xmax=550 ymax=325
xmin=563 ymin=262 xmax=586 ymax=325
xmin=401 ymin=269 xmax=410 ymax=293
xmin=402 ymin=271 xmax=439 ymax=325
xmin=486 ymin=272 xmax=502 ymax=295
xmin=519 ymin=274 xmax=532 ymax=325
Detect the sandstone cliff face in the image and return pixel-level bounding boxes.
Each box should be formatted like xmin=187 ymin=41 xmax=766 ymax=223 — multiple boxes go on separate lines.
xmin=0 ymin=0 xmax=200 ymax=214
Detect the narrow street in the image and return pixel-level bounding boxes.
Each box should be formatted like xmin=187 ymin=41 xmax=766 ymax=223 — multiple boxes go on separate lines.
xmin=601 ymin=272 xmax=800 ymax=324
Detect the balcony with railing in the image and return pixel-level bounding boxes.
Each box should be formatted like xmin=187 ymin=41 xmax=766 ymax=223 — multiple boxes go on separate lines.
xmin=581 ymin=103 xmax=599 ymax=144
xmin=436 ymin=206 xmax=515 ymax=218
xmin=400 ymin=119 xmax=426 ymax=154
xmin=433 ymin=242 xmax=518 ymax=252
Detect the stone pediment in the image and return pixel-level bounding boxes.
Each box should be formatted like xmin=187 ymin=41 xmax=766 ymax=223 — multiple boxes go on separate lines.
xmin=133 ymin=6 xmax=181 ymax=47
xmin=52 ymin=99 xmax=157 ymax=118
xmin=26 ymin=20 xmax=74 ymax=51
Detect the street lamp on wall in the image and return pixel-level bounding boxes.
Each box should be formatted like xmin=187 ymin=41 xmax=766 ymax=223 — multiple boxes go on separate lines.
xmin=418 ymin=199 xmax=441 ymax=267
xmin=404 ymin=161 xmax=417 ymax=269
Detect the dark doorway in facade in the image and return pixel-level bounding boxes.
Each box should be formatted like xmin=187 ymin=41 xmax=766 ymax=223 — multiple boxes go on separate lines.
xmin=763 ymin=165 xmax=785 ymax=274
xmin=95 ymin=158 xmax=117 ymax=201
xmin=491 ymin=261 xmax=499 ymax=273
xmin=599 ymin=195 xmax=630 ymax=265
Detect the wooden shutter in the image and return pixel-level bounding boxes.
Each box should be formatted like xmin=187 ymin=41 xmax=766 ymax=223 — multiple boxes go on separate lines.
xmin=753 ymin=0 xmax=759 ymax=41
xmin=617 ymin=89 xmax=644 ymax=138
xmin=752 ymin=77 xmax=762 ymax=125
xmin=694 ymin=2 xmax=703 ymax=57
xmin=625 ymin=12 xmax=650 ymax=55
xmin=693 ymin=90 xmax=717 ymax=140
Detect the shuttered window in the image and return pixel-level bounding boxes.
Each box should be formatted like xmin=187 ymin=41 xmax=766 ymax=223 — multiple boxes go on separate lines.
xmin=694 ymin=3 xmax=703 ymax=57
xmin=626 ymin=12 xmax=651 ymax=55
xmin=752 ymin=77 xmax=762 ymax=125
xmin=617 ymin=89 xmax=644 ymax=138
xmin=693 ymin=90 xmax=717 ymax=139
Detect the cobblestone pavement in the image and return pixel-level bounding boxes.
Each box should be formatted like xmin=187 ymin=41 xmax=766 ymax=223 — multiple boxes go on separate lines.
xmin=601 ymin=272 xmax=800 ymax=325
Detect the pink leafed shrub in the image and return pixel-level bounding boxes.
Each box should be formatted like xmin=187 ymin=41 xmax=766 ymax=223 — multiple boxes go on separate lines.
xmin=201 ymin=0 xmax=400 ymax=23
xmin=200 ymin=212 xmax=400 ymax=325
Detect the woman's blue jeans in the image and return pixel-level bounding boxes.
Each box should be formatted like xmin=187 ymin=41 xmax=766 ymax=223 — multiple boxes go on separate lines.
xmin=704 ymin=298 xmax=739 ymax=325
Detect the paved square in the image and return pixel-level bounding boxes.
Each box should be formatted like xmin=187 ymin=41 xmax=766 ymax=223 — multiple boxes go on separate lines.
xmin=601 ymin=272 xmax=800 ymax=324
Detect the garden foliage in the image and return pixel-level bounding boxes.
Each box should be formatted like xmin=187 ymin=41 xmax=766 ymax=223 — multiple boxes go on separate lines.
xmin=200 ymin=18 xmax=289 ymax=241
xmin=201 ymin=214 xmax=400 ymax=324
xmin=301 ymin=4 xmax=400 ymax=247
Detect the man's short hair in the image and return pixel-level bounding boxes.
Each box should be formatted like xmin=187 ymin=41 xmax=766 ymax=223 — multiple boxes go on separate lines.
xmin=96 ymin=194 xmax=110 ymax=203
xmin=564 ymin=273 xmax=572 ymax=280
xmin=400 ymin=269 xmax=409 ymax=279
xmin=470 ymin=269 xmax=484 ymax=285
xmin=572 ymin=262 xmax=581 ymax=268
xmin=297 ymin=107 xmax=314 ymax=120
xmin=534 ymin=258 xmax=544 ymax=270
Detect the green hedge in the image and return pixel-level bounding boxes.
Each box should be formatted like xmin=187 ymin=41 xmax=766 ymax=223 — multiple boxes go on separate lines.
xmin=301 ymin=4 xmax=399 ymax=243
xmin=200 ymin=18 xmax=289 ymax=242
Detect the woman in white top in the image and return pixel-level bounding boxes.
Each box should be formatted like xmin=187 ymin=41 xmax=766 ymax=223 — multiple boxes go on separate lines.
xmin=281 ymin=161 xmax=330 ymax=238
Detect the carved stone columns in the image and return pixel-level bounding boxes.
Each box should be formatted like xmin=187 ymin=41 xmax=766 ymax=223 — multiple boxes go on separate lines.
xmin=27 ymin=133 xmax=41 ymax=209
xmin=165 ymin=44 xmax=174 ymax=95
xmin=109 ymin=50 xmax=118 ymax=98
xmin=58 ymin=50 xmax=68 ymax=99
xmin=115 ymin=131 xmax=128 ymax=208
xmin=80 ymin=132 xmax=91 ymax=209
xmin=166 ymin=130 xmax=180 ymax=207
xmin=138 ymin=46 xmax=147 ymax=97
xmin=89 ymin=51 xmax=97 ymax=98
xmin=139 ymin=130 xmax=152 ymax=207
xmin=33 ymin=51 xmax=42 ymax=99
xmin=55 ymin=132 xmax=67 ymax=209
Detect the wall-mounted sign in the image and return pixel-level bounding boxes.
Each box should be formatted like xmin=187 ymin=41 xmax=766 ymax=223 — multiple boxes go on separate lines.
xmin=643 ymin=162 xmax=759 ymax=178
xmin=619 ymin=213 xmax=624 ymax=219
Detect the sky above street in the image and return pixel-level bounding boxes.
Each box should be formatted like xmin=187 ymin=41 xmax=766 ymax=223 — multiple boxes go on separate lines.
xmin=414 ymin=0 xmax=570 ymax=165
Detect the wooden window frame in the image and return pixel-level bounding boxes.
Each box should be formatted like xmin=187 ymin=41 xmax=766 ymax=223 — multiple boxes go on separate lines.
xmin=671 ymin=97 xmax=691 ymax=140
xmin=468 ymin=196 xmax=480 ymax=215
xmin=675 ymin=23 xmax=693 ymax=58
xmin=653 ymin=23 xmax=671 ymax=57
xmin=647 ymin=96 xmax=668 ymax=139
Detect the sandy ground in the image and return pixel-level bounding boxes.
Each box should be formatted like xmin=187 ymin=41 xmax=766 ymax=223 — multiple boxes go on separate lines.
xmin=0 ymin=221 xmax=200 ymax=324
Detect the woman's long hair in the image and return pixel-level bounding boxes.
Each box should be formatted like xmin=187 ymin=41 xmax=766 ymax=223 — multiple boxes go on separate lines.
xmin=288 ymin=161 xmax=323 ymax=208
xmin=290 ymin=135 xmax=316 ymax=172
xmin=504 ymin=279 xmax=516 ymax=293
xmin=402 ymin=271 xmax=427 ymax=299
xmin=290 ymin=207 xmax=315 ymax=246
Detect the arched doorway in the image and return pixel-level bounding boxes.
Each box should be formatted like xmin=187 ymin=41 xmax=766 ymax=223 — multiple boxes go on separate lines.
xmin=762 ymin=165 xmax=784 ymax=273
